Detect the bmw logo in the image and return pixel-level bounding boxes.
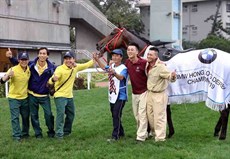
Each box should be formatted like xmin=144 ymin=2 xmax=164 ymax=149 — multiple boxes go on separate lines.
xmin=198 ymin=49 xmax=217 ymax=64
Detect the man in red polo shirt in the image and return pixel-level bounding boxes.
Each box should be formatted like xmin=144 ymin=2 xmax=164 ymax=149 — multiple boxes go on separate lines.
xmin=125 ymin=42 xmax=148 ymax=142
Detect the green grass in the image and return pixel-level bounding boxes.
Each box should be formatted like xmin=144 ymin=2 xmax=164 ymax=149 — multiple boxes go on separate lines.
xmin=0 ymin=87 xmax=230 ymax=159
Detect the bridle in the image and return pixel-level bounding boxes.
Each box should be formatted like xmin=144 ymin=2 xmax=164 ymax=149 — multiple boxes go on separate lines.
xmin=98 ymin=27 xmax=150 ymax=62
xmin=102 ymin=28 xmax=128 ymax=53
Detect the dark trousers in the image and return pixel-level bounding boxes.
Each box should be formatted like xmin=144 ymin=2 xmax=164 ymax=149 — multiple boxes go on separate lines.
xmin=29 ymin=94 xmax=55 ymax=137
xmin=8 ymin=98 xmax=30 ymax=140
xmin=110 ymin=100 xmax=125 ymax=140
xmin=54 ymin=97 xmax=75 ymax=138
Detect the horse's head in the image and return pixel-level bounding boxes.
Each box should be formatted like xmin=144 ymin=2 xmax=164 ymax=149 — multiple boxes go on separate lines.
xmin=96 ymin=28 xmax=129 ymax=57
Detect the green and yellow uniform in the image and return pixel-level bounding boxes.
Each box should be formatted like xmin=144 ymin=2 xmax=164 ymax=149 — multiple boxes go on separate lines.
xmin=49 ymin=60 xmax=94 ymax=138
xmin=7 ymin=64 xmax=30 ymax=140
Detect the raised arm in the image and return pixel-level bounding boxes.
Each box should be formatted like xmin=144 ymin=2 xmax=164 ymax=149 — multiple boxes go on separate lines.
xmin=6 ymin=48 xmax=19 ymax=66
xmin=93 ymin=53 xmax=106 ymax=69
xmin=0 ymin=68 xmax=14 ymax=84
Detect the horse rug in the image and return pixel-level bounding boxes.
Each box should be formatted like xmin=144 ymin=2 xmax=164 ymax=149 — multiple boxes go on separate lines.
xmin=165 ymin=48 xmax=230 ymax=111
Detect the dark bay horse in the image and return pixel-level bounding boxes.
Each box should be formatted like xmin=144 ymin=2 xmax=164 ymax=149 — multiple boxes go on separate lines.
xmin=96 ymin=27 xmax=229 ymax=140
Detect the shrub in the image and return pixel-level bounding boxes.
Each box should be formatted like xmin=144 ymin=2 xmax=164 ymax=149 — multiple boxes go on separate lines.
xmin=77 ymin=59 xmax=90 ymax=64
xmin=74 ymin=77 xmax=86 ymax=90
xmin=198 ymin=35 xmax=230 ymax=52
xmin=0 ymin=84 xmax=5 ymax=98
xmin=182 ymin=40 xmax=199 ymax=50
xmin=83 ymin=80 xmax=96 ymax=89
xmin=73 ymin=72 xmax=107 ymax=90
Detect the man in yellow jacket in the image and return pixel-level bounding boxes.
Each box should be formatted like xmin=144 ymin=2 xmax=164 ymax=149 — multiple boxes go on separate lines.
xmin=48 ymin=51 xmax=94 ymax=138
xmin=0 ymin=52 xmax=30 ymax=141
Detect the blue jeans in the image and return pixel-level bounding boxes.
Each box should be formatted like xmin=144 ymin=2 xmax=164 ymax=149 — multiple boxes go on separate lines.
xmin=8 ymin=98 xmax=30 ymax=140
xmin=54 ymin=97 xmax=75 ymax=138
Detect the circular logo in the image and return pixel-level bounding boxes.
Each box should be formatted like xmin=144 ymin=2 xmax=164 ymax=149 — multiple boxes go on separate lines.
xmin=198 ymin=49 xmax=217 ymax=64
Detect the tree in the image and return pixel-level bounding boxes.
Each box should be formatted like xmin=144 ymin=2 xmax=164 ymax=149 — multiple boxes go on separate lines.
xmin=90 ymin=0 xmax=144 ymax=34
xmin=204 ymin=1 xmax=230 ymax=38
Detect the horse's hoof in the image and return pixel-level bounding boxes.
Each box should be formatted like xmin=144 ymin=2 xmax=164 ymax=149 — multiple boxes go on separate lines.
xmin=219 ymin=135 xmax=226 ymax=140
xmin=214 ymin=132 xmax=219 ymax=137
xmin=219 ymin=136 xmax=226 ymax=140
xmin=167 ymin=131 xmax=175 ymax=138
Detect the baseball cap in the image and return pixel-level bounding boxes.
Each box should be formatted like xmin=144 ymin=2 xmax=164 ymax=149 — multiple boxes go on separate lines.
xmin=63 ymin=51 xmax=75 ymax=59
xmin=18 ymin=52 xmax=29 ymax=60
xmin=111 ymin=49 xmax=123 ymax=56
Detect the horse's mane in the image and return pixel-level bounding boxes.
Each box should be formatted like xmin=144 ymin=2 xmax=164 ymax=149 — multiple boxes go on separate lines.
xmin=126 ymin=29 xmax=151 ymax=45
xmin=126 ymin=29 xmax=175 ymax=47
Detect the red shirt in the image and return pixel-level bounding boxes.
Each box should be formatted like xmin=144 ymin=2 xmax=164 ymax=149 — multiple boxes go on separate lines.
xmin=125 ymin=57 xmax=147 ymax=94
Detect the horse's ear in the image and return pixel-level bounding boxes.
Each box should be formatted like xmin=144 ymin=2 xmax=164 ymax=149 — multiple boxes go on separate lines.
xmin=118 ymin=22 xmax=123 ymax=28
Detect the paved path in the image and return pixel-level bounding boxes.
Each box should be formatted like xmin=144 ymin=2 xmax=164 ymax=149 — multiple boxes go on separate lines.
xmin=95 ymin=82 xmax=107 ymax=87
xmin=96 ymin=81 xmax=131 ymax=87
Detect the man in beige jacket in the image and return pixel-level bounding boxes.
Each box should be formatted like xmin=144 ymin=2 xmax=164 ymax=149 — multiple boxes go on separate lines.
xmin=146 ymin=47 xmax=176 ymax=142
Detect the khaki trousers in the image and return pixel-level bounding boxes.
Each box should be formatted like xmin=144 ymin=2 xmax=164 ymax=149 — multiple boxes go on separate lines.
xmin=132 ymin=91 xmax=148 ymax=141
xmin=147 ymin=91 xmax=167 ymax=141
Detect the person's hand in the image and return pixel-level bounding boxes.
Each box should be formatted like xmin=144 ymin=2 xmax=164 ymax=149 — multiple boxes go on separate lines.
xmin=109 ymin=60 xmax=114 ymax=66
xmin=52 ymin=74 xmax=59 ymax=82
xmin=171 ymin=70 xmax=176 ymax=80
xmin=92 ymin=52 xmax=99 ymax=62
xmin=3 ymin=68 xmax=14 ymax=82
xmin=7 ymin=68 xmax=14 ymax=78
xmin=108 ymin=68 xmax=116 ymax=76
xmin=72 ymin=62 xmax=77 ymax=67
xmin=6 ymin=48 xmax=13 ymax=58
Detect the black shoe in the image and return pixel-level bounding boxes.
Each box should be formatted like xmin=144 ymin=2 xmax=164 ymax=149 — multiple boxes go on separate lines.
xmin=55 ymin=135 xmax=63 ymax=140
xmin=64 ymin=132 xmax=71 ymax=136
xmin=13 ymin=137 xmax=22 ymax=142
xmin=135 ymin=139 xmax=144 ymax=144
xmin=21 ymin=134 xmax=30 ymax=139
xmin=48 ymin=134 xmax=55 ymax=138
xmin=107 ymin=138 xmax=117 ymax=143
xmin=36 ymin=134 xmax=43 ymax=139
xmin=47 ymin=130 xmax=55 ymax=138
xmin=119 ymin=134 xmax=125 ymax=138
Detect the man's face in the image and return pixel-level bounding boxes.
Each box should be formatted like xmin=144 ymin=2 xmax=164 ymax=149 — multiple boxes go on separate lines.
xmin=38 ymin=49 xmax=48 ymax=62
xmin=147 ymin=50 xmax=157 ymax=63
xmin=19 ymin=59 xmax=29 ymax=68
xmin=111 ymin=54 xmax=122 ymax=64
xmin=127 ymin=45 xmax=138 ymax=59
xmin=64 ymin=57 xmax=75 ymax=68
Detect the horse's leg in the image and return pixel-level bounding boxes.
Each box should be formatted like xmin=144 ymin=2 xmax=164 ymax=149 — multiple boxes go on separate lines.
xmin=167 ymin=104 xmax=175 ymax=138
xmin=214 ymin=114 xmax=222 ymax=137
xmin=219 ymin=107 xmax=229 ymax=140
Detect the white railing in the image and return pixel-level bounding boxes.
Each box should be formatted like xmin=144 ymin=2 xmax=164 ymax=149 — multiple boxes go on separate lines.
xmin=72 ymin=0 xmax=117 ymax=30
xmin=0 ymin=68 xmax=105 ymax=97
xmin=77 ymin=68 xmax=105 ymax=90
xmin=0 ymin=72 xmax=9 ymax=97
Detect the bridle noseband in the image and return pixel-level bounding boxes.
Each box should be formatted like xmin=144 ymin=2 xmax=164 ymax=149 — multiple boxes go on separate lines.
xmin=102 ymin=28 xmax=127 ymax=53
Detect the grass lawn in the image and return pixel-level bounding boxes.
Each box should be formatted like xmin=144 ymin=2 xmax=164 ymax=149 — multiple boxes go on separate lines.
xmin=0 ymin=86 xmax=230 ymax=159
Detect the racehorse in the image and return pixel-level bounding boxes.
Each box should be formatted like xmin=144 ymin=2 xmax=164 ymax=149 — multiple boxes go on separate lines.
xmin=96 ymin=27 xmax=230 ymax=140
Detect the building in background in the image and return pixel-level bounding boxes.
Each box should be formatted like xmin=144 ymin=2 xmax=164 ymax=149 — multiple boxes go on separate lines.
xmin=182 ymin=0 xmax=230 ymax=42
xmin=136 ymin=0 xmax=150 ymax=40
xmin=137 ymin=0 xmax=230 ymax=45
xmin=0 ymin=0 xmax=115 ymax=72
xmin=138 ymin=0 xmax=182 ymax=48
xmin=150 ymin=0 xmax=182 ymax=48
